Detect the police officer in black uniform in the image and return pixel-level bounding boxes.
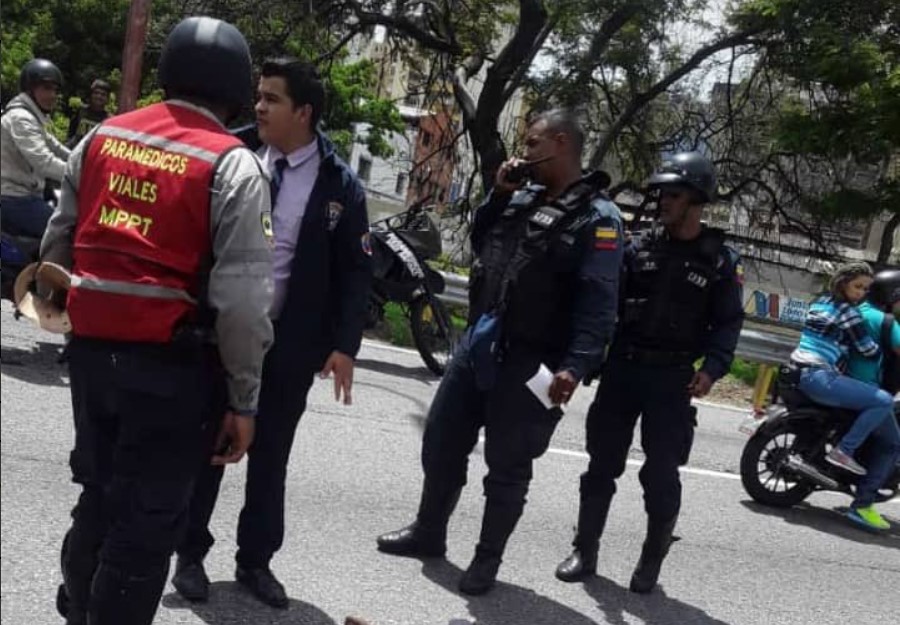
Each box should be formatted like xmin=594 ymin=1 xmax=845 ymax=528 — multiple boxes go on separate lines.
xmin=555 ymin=152 xmax=745 ymax=593
xmin=376 ymin=110 xmax=623 ymax=595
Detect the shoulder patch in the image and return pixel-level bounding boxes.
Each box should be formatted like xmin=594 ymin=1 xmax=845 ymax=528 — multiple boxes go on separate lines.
xmin=590 ymin=197 xmax=623 ymax=221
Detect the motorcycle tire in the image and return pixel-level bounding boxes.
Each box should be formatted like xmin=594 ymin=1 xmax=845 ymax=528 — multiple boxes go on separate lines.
xmin=410 ymin=294 xmax=457 ymax=377
xmin=740 ymin=420 xmax=815 ymax=508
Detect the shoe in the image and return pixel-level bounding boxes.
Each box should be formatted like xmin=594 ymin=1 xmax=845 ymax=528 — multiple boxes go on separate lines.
xmin=458 ymin=552 xmax=501 ymax=596
xmin=629 ymin=517 xmax=678 ymax=594
xmin=376 ymin=522 xmax=447 ymax=557
xmin=172 ymin=558 xmax=210 ymax=603
xmin=555 ymin=546 xmax=598 ymax=583
xmin=825 ymin=448 xmax=867 ymax=476
xmin=556 ymin=489 xmax=614 ymax=583
xmin=847 ymin=506 xmax=890 ymax=531
xmin=56 ymin=584 xmax=87 ymax=625
xmin=235 ymin=565 xmax=288 ymax=609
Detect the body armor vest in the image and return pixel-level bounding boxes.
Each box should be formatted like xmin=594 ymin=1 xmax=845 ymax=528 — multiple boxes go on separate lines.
xmin=469 ymin=177 xmax=602 ymax=359
xmin=619 ymin=227 xmax=725 ymax=353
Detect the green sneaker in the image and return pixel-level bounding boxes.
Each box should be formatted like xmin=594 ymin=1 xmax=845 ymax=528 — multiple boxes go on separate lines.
xmin=847 ymin=506 xmax=890 ymax=531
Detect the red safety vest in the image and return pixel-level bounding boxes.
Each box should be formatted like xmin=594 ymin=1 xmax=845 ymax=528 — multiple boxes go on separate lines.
xmin=68 ymin=102 xmax=242 ymax=342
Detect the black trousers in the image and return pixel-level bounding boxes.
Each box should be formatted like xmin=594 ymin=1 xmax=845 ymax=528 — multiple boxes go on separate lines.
xmin=421 ymin=334 xmax=562 ymax=539
xmin=581 ymin=357 xmax=697 ymax=523
xmin=60 ymin=337 xmax=219 ymax=625
xmin=178 ymin=339 xmax=319 ymax=569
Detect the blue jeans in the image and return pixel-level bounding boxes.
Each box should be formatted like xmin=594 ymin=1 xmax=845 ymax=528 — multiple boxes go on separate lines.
xmin=0 ymin=194 xmax=53 ymax=238
xmin=798 ymin=367 xmax=894 ymax=456
xmin=853 ymin=413 xmax=900 ymax=507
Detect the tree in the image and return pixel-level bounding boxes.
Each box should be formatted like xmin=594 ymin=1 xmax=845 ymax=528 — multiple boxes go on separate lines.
xmin=337 ymin=1 xmax=769 ymax=195
xmin=0 ymin=0 xmax=403 ymax=159
xmin=732 ymin=0 xmax=900 ymax=263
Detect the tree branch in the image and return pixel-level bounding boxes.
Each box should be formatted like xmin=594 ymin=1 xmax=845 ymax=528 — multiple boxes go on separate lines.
xmin=588 ymin=28 xmax=764 ymax=169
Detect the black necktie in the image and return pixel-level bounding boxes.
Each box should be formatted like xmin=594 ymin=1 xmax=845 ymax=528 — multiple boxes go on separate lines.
xmin=269 ymin=157 xmax=288 ymax=207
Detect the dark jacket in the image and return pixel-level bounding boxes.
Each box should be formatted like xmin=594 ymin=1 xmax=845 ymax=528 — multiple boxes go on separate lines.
xmin=267 ymin=131 xmax=373 ymax=369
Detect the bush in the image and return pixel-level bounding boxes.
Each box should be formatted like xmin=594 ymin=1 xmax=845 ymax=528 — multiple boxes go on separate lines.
xmin=730 ymin=357 xmax=760 ymax=387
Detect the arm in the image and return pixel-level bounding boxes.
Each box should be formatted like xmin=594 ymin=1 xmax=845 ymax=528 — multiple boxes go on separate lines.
xmin=332 ymin=177 xmax=373 ymax=358
xmin=8 ymin=110 xmax=70 ymax=182
xmin=207 ymin=149 xmax=275 ymax=416
xmin=39 ymin=127 xmax=96 ymax=267
xmin=559 ymin=205 xmax=624 ymax=381
xmin=699 ymin=250 xmax=745 ymax=382
xmin=470 ymin=188 xmax=513 ymax=252
xmin=839 ymin=305 xmax=880 ymax=358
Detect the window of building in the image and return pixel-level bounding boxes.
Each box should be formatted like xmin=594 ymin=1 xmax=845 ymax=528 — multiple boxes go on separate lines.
xmin=395 ymin=173 xmax=408 ymax=196
xmin=357 ymin=157 xmax=372 ymax=183
xmin=422 ymin=131 xmax=433 ymax=148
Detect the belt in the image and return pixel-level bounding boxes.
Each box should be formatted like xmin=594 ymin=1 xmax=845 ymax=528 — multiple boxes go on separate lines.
xmin=612 ymin=345 xmax=695 ymax=367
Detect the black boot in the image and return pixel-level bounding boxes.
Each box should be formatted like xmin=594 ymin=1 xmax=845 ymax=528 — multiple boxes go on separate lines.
xmin=171 ymin=556 xmax=210 ymax=603
xmin=458 ymin=498 xmax=523 ymax=596
xmin=555 ymin=493 xmax=613 ymax=583
xmin=377 ymin=479 xmax=461 ymax=557
xmin=89 ymin=563 xmax=169 ymax=625
xmin=56 ymin=584 xmax=87 ymax=625
xmin=629 ymin=517 xmax=678 ymax=594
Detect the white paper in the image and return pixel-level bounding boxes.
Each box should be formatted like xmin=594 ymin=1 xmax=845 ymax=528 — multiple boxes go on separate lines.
xmin=526 ymin=364 xmax=564 ymax=412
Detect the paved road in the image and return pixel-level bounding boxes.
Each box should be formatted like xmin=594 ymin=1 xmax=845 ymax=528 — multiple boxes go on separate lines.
xmin=2 ymin=301 xmax=897 ymax=625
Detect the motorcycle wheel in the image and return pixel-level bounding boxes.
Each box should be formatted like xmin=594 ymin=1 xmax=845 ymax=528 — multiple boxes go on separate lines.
xmin=740 ymin=420 xmax=815 ymax=508
xmin=410 ymin=294 xmax=458 ymax=377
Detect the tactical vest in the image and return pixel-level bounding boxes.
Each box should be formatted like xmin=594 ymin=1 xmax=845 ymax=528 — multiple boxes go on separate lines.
xmin=619 ymin=227 xmax=725 ymax=353
xmin=469 ymin=176 xmax=603 ymax=358
xmin=68 ymin=102 xmax=243 ymax=343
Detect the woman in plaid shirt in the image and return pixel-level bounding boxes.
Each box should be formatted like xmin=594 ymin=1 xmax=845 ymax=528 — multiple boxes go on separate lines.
xmin=790 ymin=262 xmax=895 ymax=528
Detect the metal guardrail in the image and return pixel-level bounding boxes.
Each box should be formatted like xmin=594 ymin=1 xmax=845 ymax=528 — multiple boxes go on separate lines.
xmin=437 ymin=271 xmax=798 ymax=366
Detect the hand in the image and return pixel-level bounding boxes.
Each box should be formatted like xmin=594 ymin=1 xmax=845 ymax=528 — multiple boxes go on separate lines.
xmin=494 ymin=157 xmax=526 ymax=194
xmin=320 ymin=351 xmax=354 ymax=405
xmin=687 ymin=371 xmax=714 ymax=398
xmin=548 ymin=370 xmax=578 ymax=406
xmin=211 ymin=411 xmax=255 ymax=465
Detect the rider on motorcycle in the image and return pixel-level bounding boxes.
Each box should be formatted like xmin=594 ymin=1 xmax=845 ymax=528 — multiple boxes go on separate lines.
xmin=841 ymin=267 xmax=900 ymax=529
xmin=1 ymin=58 xmax=71 ymax=238
xmin=790 ymin=262 xmax=894 ymax=479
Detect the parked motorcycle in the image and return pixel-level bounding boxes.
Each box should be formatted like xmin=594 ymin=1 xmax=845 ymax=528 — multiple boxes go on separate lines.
xmin=367 ymin=200 xmax=459 ymax=376
xmin=740 ymin=364 xmax=900 ymax=507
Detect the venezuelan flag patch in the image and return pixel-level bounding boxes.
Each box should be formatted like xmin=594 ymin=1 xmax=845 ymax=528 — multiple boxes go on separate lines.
xmin=594 ymin=226 xmax=618 ymax=250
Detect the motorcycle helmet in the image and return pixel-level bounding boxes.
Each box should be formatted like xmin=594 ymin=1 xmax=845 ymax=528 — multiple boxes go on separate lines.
xmin=158 ymin=16 xmax=253 ymax=111
xmin=19 ymin=58 xmax=63 ymax=93
xmin=871 ymin=268 xmax=900 ymax=310
xmin=647 ymin=152 xmax=717 ymax=203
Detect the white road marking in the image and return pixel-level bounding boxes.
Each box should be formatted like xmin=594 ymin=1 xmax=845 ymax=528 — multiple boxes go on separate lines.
xmin=542 ymin=444 xmax=742 ymax=480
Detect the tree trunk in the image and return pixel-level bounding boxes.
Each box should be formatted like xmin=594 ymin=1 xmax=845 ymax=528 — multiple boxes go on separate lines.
xmin=877 ymin=211 xmax=899 ymax=265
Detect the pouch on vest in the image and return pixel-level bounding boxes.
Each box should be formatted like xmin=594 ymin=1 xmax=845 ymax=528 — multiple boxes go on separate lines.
xmin=469 ymin=312 xmax=503 ymax=391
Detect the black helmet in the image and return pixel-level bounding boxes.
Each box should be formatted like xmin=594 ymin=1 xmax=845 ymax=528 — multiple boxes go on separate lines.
xmin=647 ymin=152 xmax=717 ymax=203
xmin=19 ymin=58 xmax=63 ymax=92
xmin=158 ymin=16 xmax=252 ymax=110
xmin=871 ymin=268 xmax=900 ymax=309
xmin=90 ymin=79 xmax=111 ymax=93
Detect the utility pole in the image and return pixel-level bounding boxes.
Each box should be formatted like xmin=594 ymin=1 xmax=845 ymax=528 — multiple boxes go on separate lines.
xmin=118 ymin=0 xmax=152 ymax=113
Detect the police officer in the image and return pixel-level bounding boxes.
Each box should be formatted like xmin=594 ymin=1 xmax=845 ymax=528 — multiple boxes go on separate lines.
xmin=39 ymin=17 xmax=274 ymax=625
xmin=376 ymin=109 xmax=623 ymax=595
xmin=1 ymin=58 xmax=71 ymax=237
xmin=555 ymin=152 xmax=744 ymax=593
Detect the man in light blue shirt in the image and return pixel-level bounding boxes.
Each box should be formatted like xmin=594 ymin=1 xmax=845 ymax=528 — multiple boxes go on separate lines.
xmin=847 ymin=300 xmax=900 ymax=386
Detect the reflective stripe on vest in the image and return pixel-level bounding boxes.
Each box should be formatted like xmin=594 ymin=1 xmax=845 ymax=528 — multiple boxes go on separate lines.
xmin=68 ymin=102 xmax=243 ymax=343
xmin=70 ymin=275 xmax=196 ymax=304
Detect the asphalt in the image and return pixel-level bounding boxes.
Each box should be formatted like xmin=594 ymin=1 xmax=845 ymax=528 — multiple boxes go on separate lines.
xmin=2 ymin=301 xmax=898 ymax=625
